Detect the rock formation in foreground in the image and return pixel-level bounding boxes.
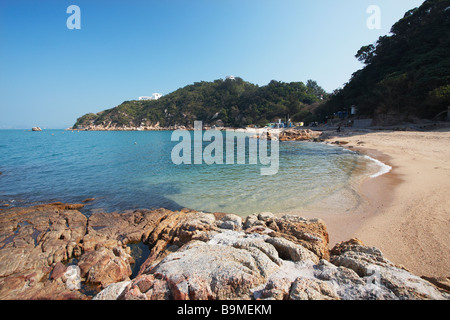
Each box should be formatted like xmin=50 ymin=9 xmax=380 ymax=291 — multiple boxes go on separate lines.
xmin=0 ymin=203 xmax=448 ymax=300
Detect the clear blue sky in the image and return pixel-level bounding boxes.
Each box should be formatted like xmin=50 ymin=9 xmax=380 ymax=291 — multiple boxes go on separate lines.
xmin=0 ymin=0 xmax=425 ymax=129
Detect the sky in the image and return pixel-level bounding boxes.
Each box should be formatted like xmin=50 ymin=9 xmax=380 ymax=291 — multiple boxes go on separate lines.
xmin=0 ymin=0 xmax=425 ymax=129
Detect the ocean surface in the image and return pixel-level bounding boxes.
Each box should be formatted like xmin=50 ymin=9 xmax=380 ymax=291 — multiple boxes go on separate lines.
xmin=0 ymin=129 xmax=388 ymax=216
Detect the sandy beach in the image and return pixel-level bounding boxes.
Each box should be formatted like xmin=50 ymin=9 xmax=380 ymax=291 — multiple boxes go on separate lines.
xmin=314 ymin=127 xmax=450 ymax=278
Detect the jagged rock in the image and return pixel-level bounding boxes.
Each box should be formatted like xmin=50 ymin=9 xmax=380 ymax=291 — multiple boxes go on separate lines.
xmin=0 ymin=203 xmax=88 ymax=299
xmin=421 ymin=277 xmax=450 ymax=293
xmin=279 ymin=129 xmax=321 ymax=142
xmin=244 ymin=213 xmax=329 ymax=260
xmin=121 ymin=239 xmax=281 ymax=300
xmin=1 ymin=204 xmax=448 ymax=300
xmin=78 ymin=246 xmax=133 ymax=288
xmin=118 ymin=274 xmax=172 ymax=300
xmin=330 ymin=239 xmax=449 ymax=300
xmin=84 ymin=208 xmax=172 ymax=247
xmin=244 ymin=214 xmax=265 ymax=229
xmin=207 ymin=230 xmax=282 ymax=267
xmin=136 ymin=210 xmax=218 ymax=273
xmin=330 ymin=238 xmax=365 ymax=256
xmin=216 ymin=214 xmax=242 ymax=231
xmin=266 ymin=237 xmax=320 ymax=264
xmin=92 ymin=280 xmax=131 ymax=300
xmin=289 ymin=278 xmax=338 ymax=300
xmin=313 ymin=259 xmax=396 ymax=300
xmin=258 ymin=212 xmax=275 ymax=220
xmin=50 ymin=262 xmax=67 ymax=281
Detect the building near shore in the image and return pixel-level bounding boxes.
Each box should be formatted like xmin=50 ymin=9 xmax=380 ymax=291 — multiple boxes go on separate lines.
xmin=139 ymin=93 xmax=163 ymax=101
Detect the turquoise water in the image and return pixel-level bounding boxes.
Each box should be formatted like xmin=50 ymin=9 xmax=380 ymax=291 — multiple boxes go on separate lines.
xmin=0 ymin=130 xmax=381 ymax=216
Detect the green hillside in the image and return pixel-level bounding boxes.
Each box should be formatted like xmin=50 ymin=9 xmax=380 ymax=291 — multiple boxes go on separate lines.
xmin=73 ymin=78 xmax=327 ymax=129
xmin=315 ymin=0 xmax=450 ymax=125
xmin=74 ymin=0 xmax=449 ymax=129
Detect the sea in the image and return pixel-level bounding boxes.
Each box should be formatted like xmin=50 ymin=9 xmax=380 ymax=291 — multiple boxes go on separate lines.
xmin=0 ymin=129 xmax=390 ymax=217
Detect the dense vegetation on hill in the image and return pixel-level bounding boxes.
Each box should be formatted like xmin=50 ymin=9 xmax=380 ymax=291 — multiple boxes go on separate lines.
xmin=73 ymin=78 xmax=327 ymax=129
xmin=315 ymin=0 xmax=450 ymax=124
xmin=74 ymin=0 xmax=449 ymax=129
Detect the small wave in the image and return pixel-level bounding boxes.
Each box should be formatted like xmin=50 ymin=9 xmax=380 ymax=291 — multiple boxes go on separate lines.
xmin=364 ymin=155 xmax=392 ymax=178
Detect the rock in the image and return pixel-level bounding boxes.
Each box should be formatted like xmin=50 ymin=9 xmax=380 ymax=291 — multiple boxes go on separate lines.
xmin=207 ymin=230 xmax=282 ymax=267
xmin=50 ymin=262 xmax=67 ymax=281
xmin=245 ymin=226 xmax=275 ymax=235
xmin=421 ymin=277 xmax=450 ymax=293
xmin=122 ymin=239 xmax=281 ymax=300
xmin=0 ymin=203 xmax=87 ymax=298
xmin=330 ymin=240 xmax=395 ymax=277
xmin=84 ymin=208 xmax=172 ymax=249
xmin=278 ymin=129 xmax=322 ymax=142
xmin=244 ymin=214 xmax=265 ymax=229
xmin=258 ymin=212 xmax=275 ymax=220
xmin=266 ymin=237 xmax=320 ymax=264
xmin=0 ymin=204 xmax=168 ymax=298
xmin=93 ymin=280 xmax=131 ymax=300
xmin=82 ymin=198 xmax=95 ymax=203
xmin=257 ymin=214 xmax=330 ymax=260
xmin=118 ymin=274 xmax=171 ymax=300
xmin=137 ymin=210 xmax=218 ymax=272
xmin=31 ymin=127 xmax=42 ymax=131
xmin=216 ymin=214 xmax=242 ymax=231
xmin=0 ymin=203 xmax=448 ymax=300
xmin=330 ymin=238 xmax=365 ymax=256
xmin=78 ymin=246 xmax=132 ymax=288
xmin=312 ymin=259 xmax=393 ymax=300
xmin=289 ymin=278 xmax=338 ymax=300
xmin=255 ymin=275 xmax=294 ymax=300
xmin=330 ymin=239 xmax=449 ymax=300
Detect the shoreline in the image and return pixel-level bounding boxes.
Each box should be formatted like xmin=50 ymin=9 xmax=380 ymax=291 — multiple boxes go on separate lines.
xmin=2 ymin=127 xmax=449 ymax=278
xmin=316 ymin=128 xmax=450 ymax=278
xmin=270 ymin=139 xmax=397 ymax=249
xmin=1 ymin=202 xmax=447 ymax=300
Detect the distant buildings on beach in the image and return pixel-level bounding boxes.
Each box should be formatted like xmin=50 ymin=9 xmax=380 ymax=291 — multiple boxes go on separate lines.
xmin=139 ymin=93 xmax=163 ymax=101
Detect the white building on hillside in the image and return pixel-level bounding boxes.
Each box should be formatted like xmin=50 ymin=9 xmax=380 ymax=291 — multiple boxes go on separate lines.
xmin=226 ymin=75 xmax=236 ymax=80
xmin=139 ymin=93 xmax=163 ymax=101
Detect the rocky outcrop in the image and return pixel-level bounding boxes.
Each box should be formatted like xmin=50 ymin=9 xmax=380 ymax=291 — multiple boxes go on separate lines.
xmin=73 ymin=124 xmax=192 ymax=131
xmin=279 ymin=129 xmax=322 ymax=141
xmin=0 ymin=203 xmax=88 ymax=299
xmin=0 ymin=203 xmax=447 ymax=300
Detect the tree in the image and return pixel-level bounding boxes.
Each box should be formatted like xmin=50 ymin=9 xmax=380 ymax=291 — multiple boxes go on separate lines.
xmin=316 ymin=0 xmax=450 ymax=123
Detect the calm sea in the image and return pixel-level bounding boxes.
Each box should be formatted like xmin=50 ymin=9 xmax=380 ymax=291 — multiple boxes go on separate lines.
xmin=0 ymin=129 xmax=385 ymax=216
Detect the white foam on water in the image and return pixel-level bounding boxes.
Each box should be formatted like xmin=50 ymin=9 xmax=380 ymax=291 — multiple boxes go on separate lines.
xmin=363 ymin=155 xmax=392 ymax=178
